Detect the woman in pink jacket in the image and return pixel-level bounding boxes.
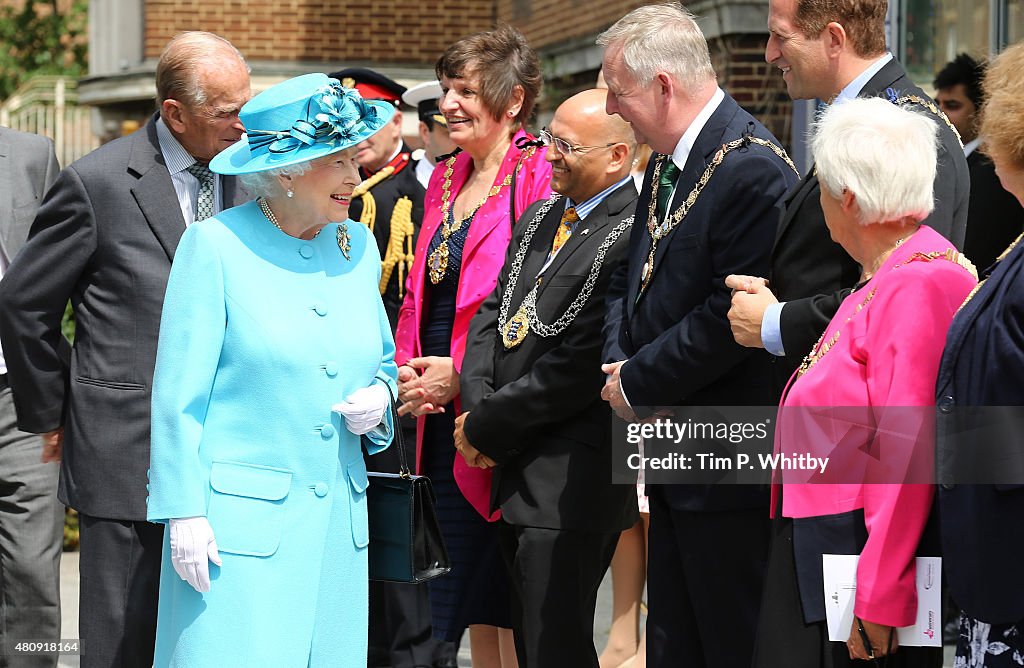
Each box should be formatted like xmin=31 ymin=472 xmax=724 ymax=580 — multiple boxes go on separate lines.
xmin=753 ymin=97 xmax=977 ymax=667
xmin=394 ymin=26 xmax=551 ymax=668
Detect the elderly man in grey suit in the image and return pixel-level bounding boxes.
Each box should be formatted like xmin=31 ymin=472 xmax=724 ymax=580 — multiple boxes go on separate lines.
xmin=0 ymin=32 xmax=250 ymax=667
xmin=0 ymin=127 xmax=61 ymax=667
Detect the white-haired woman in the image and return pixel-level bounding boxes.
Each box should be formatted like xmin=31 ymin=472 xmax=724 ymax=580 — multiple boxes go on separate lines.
xmin=146 ymin=73 xmax=397 ymax=667
xmin=753 ymin=97 xmax=976 ymax=668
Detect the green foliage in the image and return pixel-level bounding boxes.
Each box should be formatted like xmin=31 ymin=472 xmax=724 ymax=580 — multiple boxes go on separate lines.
xmin=64 ymin=508 xmax=79 ymax=551
xmin=61 ymin=300 xmax=74 ymax=342
xmin=0 ymin=0 xmax=89 ymax=101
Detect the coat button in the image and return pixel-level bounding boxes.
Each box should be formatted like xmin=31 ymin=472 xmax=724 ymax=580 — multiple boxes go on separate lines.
xmin=320 ymin=424 xmax=335 ymax=439
xmin=942 ymin=483 xmax=955 ymax=490
xmin=324 ymin=361 xmax=339 ymax=377
xmin=313 ymin=303 xmax=328 ymax=316
xmin=938 ymin=395 xmax=955 ymax=414
xmin=299 ymin=245 xmax=314 ymax=259
xmin=314 ymin=483 xmax=329 ymax=497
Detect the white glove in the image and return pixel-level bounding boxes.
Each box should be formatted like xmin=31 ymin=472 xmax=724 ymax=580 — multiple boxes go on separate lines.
xmin=334 ymin=384 xmax=390 ymax=436
xmin=169 ymin=516 xmax=221 ymax=593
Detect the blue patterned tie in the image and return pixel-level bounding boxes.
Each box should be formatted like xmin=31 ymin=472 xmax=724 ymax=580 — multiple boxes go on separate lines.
xmin=186 ymin=162 xmax=215 ymax=222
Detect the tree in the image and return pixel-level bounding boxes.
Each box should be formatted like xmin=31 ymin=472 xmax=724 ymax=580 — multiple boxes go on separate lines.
xmin=0 ymin=0 xmax=88 ymax=101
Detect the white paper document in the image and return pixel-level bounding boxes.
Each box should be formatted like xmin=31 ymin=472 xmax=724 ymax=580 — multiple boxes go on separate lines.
xmin=822 ymin=554 xmax=942 ymax=647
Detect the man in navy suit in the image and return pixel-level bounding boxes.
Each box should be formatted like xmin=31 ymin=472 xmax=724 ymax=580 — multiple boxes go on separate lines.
xmin=598 ymin=5 xmax=798 ymax=667
xmin=725 ymin=0 xmax=969 ymax=391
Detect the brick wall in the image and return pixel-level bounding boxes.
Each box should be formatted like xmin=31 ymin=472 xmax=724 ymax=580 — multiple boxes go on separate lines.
xmin=497 ymin=0 xmax=648 ymax=51
xmin=144 ymin=0 xmax=493 ymax=65
xmin=501 ymin=1 xmax=790 ymax=146
xmin=711 ymin=33 xmax=792 ymax=147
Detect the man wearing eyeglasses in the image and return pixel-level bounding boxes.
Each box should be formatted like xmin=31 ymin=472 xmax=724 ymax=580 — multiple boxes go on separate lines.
xmin=597 ymin=5 xmax=799 ymax=668
xmin=456 ymin=88 xmax=639 ymax=668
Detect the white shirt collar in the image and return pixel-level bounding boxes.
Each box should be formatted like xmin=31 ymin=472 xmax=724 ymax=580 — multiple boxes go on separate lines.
xmin=834 ymin=52 xmax=894 ymax=105
xmin=415 ymin=157 xmax=434 ymax=189
xmin=963 ymin=137 xmax=981 ymax=158
xmin=671 ymin=87 xmax=725 ymax=170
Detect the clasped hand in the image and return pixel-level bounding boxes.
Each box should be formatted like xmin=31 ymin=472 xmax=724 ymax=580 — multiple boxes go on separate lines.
xmin=453 ymin=412 xmax=496 ymax=469
xmin=724 ymin=274 xmax=777 ymax=349
xmin=397 ymin=356 xmax=459 ymax=417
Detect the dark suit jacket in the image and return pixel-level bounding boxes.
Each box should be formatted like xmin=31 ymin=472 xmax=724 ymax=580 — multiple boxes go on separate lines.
xmin=936 ymin=239 xmax=1024 ymax=625
xmin=461 ymin=181 xmax=639 ymax=533
xmin=771 ymin=58 xmax=970 ymax=388
xmin=0 ymin=115 xmax=246 ymax=521
xmin=0 ymin=128 xmax=59 ymax=266
xmin=963 ymin=149 xmax=1024 ymax=272
xmin=604 ymin=93 xmax=799 ymax=511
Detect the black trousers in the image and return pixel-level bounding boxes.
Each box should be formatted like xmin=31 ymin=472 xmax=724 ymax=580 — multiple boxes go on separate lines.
xmin=498 ymin=520 xmax=619 ymax=668
xmin=368 ymin=580 xmax=441 ymax=668
xmin=77 ymin=515 xmax=163 ymax=668
xmin=646 ymin=489 xmax=771 ymax=668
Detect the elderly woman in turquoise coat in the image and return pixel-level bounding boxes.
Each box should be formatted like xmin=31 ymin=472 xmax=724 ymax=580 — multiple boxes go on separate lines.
xmin=146 ymin=74 xmax=398 ymax=667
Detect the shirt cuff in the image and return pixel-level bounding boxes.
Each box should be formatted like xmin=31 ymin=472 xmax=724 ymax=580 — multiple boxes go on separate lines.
xmin=762 ymin=302 xmax=787 ymax=357
xmin=619 ymin=373 xmax=634 ymax=409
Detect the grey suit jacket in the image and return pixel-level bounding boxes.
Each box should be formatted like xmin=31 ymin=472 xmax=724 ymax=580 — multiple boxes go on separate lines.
xmin=0 ymin=127 xmax=59 ymax=265
xmin=0 ymin=115 xmax=247 ymax=520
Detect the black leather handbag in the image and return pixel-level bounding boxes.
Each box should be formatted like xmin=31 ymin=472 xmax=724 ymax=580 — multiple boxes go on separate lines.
xmin=366 ymin=391 xmax=451 ymax=583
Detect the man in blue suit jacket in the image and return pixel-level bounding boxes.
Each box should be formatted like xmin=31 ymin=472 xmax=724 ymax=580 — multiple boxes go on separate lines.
xmin=598 ymin=5 xmax=799 ymax=668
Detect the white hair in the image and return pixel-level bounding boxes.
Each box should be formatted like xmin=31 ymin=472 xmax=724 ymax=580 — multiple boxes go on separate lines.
xmin=597 ymin=3 xmax=716 ymax=90
xmin=811 ymin=97 xmax=939 ymax=225
xmin=238 ymin=161 xmax=311 ymax=199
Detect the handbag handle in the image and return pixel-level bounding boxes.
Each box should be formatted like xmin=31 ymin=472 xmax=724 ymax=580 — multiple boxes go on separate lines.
xmin=381 ymin=382 xmax=412 ymax=478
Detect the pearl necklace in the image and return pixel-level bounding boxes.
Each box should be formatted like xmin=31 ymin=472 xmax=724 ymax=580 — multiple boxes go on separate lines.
xmin=258 ymin=197 xmax=321 ymax=239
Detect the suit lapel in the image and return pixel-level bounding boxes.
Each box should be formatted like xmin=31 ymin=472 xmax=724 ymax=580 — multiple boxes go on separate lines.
xmin=512 ymin=202 xmax=560 ymax=304
xmin=222 ymin=173 xmax=248 ymax=208
xmin=129 ymin=118 xmax=187 ymax=261
xmin=538 ymin=184 xmax=630 ymax=291
xmin=860 ymin=58 xmax=910 ymax=98
xmin=641 ymin=96 xmax=737 ymax=295
xmin=625 ymin=158 xmax=658 ymax=316
xmin=773 ymin=171 xmax=819 ymax=248
xmin=0 ymin=135 xmax=12 ymax=264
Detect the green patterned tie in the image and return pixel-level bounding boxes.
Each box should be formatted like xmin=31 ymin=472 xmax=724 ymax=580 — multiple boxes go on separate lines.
xmin=656 ymin=158 xmax=680 ymax=222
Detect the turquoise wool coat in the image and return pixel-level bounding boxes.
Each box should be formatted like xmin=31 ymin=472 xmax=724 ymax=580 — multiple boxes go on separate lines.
xmin=147 ymin=200 xmax=396 ymax=667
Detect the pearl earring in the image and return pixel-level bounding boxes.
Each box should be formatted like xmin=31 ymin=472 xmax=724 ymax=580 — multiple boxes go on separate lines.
xmin=507 ymin=110 xmax=515 ymax=117
xmin=287 ymin=188 xmax=294 ymax=198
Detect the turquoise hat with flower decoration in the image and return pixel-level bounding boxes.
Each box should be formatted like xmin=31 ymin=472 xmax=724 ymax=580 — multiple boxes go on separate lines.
xmin=210 ymin=73 xmax=395 ymax=175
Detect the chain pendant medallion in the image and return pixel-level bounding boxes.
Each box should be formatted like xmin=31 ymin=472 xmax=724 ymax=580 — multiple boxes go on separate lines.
xmin=502 ymin=305 xmax=531 ymax=349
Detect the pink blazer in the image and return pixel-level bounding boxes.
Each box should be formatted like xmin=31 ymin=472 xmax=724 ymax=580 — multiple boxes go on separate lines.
xmin=395 ymin=129 xmax=552 ymax=520
xmin=775 ymin=225 xmax=976 ymax=627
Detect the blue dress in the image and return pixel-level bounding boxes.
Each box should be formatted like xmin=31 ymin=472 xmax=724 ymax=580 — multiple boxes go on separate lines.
xmin=147 ymin=200 xmax=396 ymax=667
xmin=421 ymin=208 xmax=512 ymax=643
